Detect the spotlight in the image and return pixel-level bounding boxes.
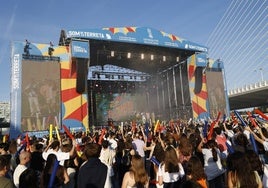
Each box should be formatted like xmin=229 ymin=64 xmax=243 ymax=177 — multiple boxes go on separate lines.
xmin=150 ymin=54 xmax=154 ymax=61
xmin=176 ymin=56 xmax=180 ymax=62
xmin=111 ymin=51 xmax=115 ymax=57
xmin=141 ymin=53 xmax=144 ymax=60
xmin=163 ymin=56 xmax=166 ymax=62
xmin=127 ymin=52 xmax=131 ymax=58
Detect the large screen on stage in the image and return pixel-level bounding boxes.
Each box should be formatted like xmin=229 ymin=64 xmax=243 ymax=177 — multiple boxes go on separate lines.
xmin=21 ymin=60 xmax=61 ymax=132
xmin=96 ymin=93 xmax=147 ymax=124
xmin=206 ymin=71 xmax=227 ymax=119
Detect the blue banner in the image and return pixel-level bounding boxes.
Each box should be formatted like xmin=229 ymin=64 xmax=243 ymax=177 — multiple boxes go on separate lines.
xmin=71 ymin=40 xmax=89 ymax=58
xmin=196 ymin=53 xmax=207 ymax=67
xmin=66 ymin=27 xmax=208 ymax=53
xmin=10 ymin=42 xmax=23 ymax=139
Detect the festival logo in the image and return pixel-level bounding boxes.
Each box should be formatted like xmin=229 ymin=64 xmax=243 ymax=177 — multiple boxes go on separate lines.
xmin=71 ymin=40 xmax=89 ymax=58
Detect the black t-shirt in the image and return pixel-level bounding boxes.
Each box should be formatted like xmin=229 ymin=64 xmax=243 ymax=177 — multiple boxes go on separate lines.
xmin=30 ymin=151 xmax=45 ymax=172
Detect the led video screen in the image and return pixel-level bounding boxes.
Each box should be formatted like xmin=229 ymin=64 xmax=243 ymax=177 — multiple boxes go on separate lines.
xmin=95 ymin=92 xmax=147 ymax=124
xmin=21 ymin=60 xmax=60 ymax=132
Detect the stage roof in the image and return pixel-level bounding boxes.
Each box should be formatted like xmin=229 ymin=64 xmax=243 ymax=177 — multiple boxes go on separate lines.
xmin=59 ymin=27 xmax=208 ymax=74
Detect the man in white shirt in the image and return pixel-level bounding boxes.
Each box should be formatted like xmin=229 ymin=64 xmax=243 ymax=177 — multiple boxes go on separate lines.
xmin=99 ymin=140 xmax=116 ymax=188
xmin=13 ymin=151 xmax=31 ymax=188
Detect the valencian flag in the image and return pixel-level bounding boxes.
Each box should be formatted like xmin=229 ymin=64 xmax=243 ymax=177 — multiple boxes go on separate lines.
xmin=154 ymin=120 xmax=161 ymax=133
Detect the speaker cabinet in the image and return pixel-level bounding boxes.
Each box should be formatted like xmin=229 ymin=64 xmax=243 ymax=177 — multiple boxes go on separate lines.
xmin=76 ymin=58 xmax=88 ymax=93
xmin=194 ymin=67 xmax=203 ymax=94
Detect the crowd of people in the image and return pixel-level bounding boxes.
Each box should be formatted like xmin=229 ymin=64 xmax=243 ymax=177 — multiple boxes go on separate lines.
xmin=0 ymin=112 xmax=268 ymax=188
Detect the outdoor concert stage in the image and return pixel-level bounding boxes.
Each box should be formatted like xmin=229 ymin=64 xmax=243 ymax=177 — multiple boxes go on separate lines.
xmin=10 ymin=27 xmax=229 ymax=138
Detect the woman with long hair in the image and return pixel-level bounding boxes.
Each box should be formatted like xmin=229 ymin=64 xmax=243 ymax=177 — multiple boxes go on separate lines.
xmin=158 ymin=145 xmax=185 ymax=188
xmin=40 ymin=153 xmax=69 ymax=188
xmin=121 ymin=154 xmax=149 ymax=188
xmin=227 ymin=151 xmax=262 ymax=188
xmin=149 ymin=135 xmax=165 ymax=188
xmin=245 ymin=150 xmax=264 ymax=178
xmin=185 ymin=155 xmax=208 ymax=188
xmin=197 ymin=138 xmax=225 ymax=188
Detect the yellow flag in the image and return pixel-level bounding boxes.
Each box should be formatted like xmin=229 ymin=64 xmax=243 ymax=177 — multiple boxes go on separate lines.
xmin=154 ymin=120 xmax=160 ymax=133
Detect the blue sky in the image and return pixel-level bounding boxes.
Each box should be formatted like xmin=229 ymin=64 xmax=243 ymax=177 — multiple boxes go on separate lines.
xmin=0 ymin=0 xmax=231 ymax=101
